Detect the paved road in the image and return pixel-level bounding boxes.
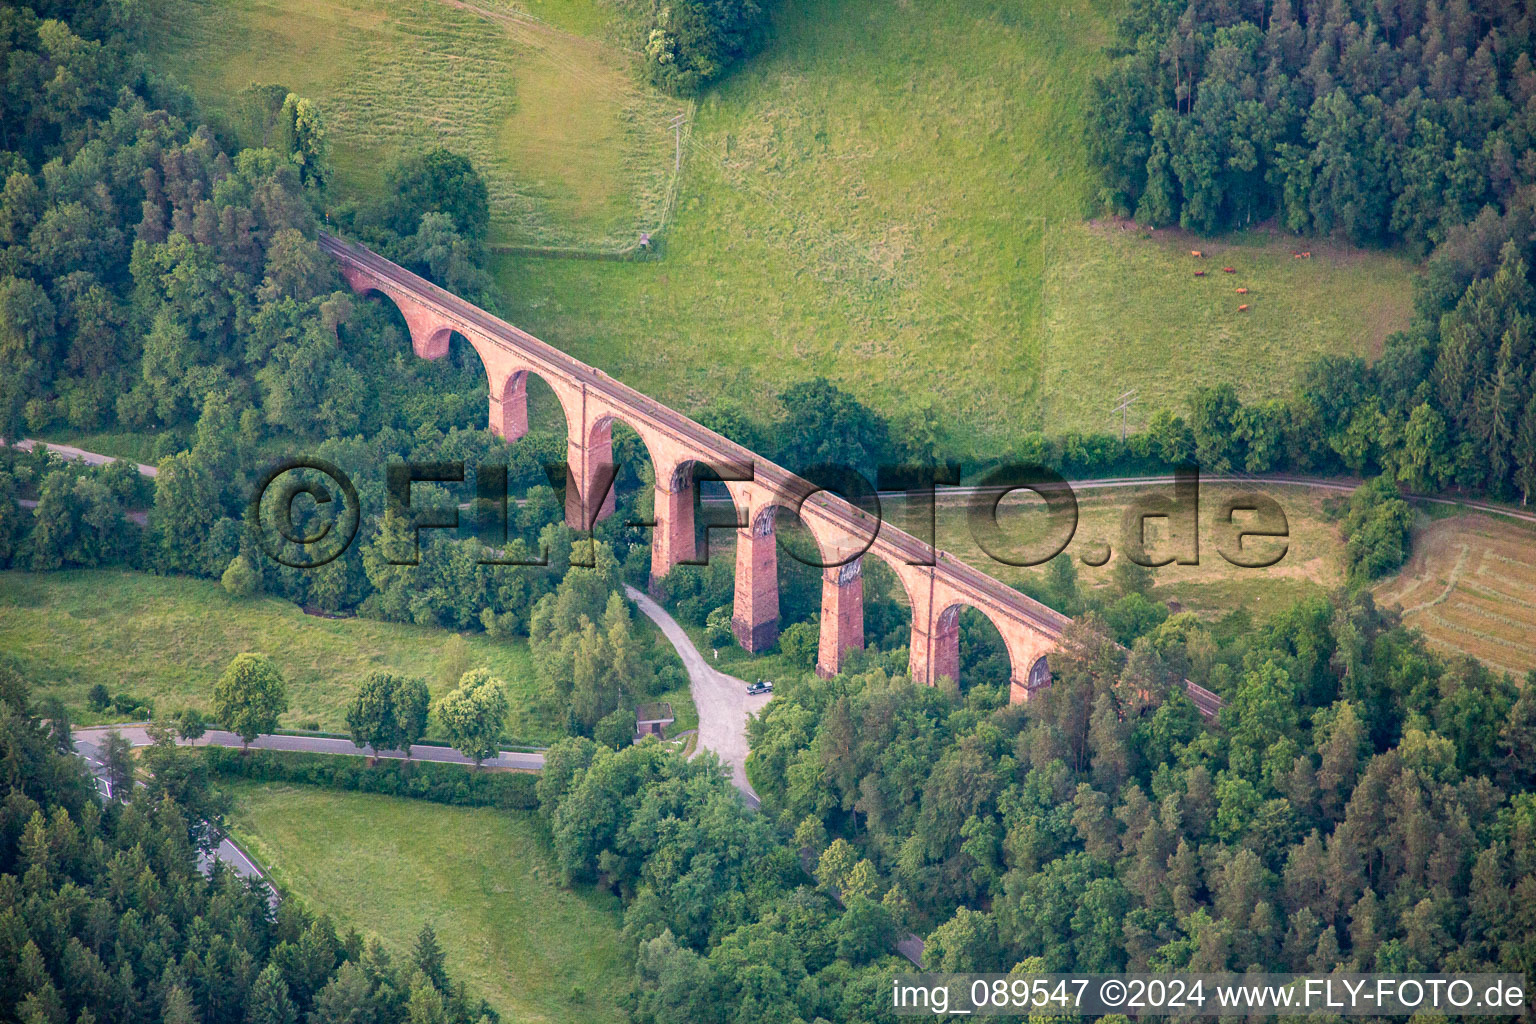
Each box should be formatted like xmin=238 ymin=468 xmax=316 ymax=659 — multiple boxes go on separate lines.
xmin=73 ymin=727 xmax=277 ymax=902
xmin=626 ymin=585 xmax=772 ymax=803
xmin=21 ymin=434 xmax=1536 ymax=531
xmin=73 ymin=724 xmax=547 ymax=771
xmin=21 ymin=431 xmax=1536 ymax=526
xmin=66 ymin=585 xmax=768 ymax=794
xmin=687 ymin=473 xmax=1536 ymax=525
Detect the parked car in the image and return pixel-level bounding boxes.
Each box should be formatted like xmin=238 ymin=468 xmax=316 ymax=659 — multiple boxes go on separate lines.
xmin=746 ymin=680 xmax=773 ymax=695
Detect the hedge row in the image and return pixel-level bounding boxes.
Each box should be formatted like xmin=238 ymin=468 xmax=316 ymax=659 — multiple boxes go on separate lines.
xmin=202 ymin=746 xmax=540 ymax=810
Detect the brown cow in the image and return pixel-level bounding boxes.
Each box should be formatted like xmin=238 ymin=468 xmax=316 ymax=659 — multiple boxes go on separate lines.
xmin=1238 ymin=304 xmax=1250 ymax=311
xmin=1194 ymin=270 xmax=1206 ymax=277
xmin=1190 ymin=250 xmax=1203 ymax=257
xmin=1223 ymin=266 xmax=1235 ymax=273
xmin=1236 ymin=287 xmax=1248 ymax=294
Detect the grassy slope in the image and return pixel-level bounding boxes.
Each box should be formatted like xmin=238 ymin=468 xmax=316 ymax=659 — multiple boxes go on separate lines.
xmin=226 ymin=783 xmax=627 ymax=1023
xmin=0 ymin=568 xmax=694 ymax=742
xmin=1041 ymin=226 xmax=1415 ymax=431
xmin=141 ymin=0 xmax=1416 ymax=457
xmin=143 ymin=0 xmax=684 ymax=248
xmin=491 ymin=0 xmax=1416 ymax=456
xmin=0 ymin=569 xmax=543 ymax=736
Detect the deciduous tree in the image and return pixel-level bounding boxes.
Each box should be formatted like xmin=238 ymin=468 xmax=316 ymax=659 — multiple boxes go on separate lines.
xmin=212 ymin=653 xmax=288 ymax=751
xmin=432 ymin=668 xmax=507 ymax=768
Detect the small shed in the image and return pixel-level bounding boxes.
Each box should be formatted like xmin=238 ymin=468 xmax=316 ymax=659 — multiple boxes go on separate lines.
xmin=635 ymin=702 xmax=675 ymax=740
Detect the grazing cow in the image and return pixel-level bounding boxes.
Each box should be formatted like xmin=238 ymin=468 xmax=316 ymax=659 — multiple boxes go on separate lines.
xmin=1236 ymin=287 xmax=1248 ymax=294
xmin=1191 ymin=250 xmax=1203 ymax=257
xmin=1194 ymin=270 xmax=1206 ymax=277
xmin=1238 ymin=304 xmax=1250 ymax=311
xmin=1301 ymin=251 xmax=1312 ymax=258
xmin=1223 ymin=266 xmax=1235 ymax=273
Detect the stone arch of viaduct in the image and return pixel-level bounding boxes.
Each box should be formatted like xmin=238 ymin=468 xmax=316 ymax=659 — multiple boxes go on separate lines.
xmin=323 ymin=233 xmax=1170 ymax=707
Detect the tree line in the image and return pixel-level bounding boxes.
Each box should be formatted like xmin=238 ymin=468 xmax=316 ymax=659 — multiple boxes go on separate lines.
xmin=536 ymin=734 xmax=923 ymax=1023
xmin=0 ymin=432 xmax=688 ymax=744
xmin=0 ymin=0 xmax=513 ymax=451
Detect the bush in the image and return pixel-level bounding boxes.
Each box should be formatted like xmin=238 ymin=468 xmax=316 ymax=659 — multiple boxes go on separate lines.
xmin=779 ymin=620 xmax=819 ymax=667
xmin=1343 ymin=475 xmax=1415 ymax=584
xmin=704 ymin=604 xmax=734 ymax=648
xmin=639 ymin=0 xmax=770 ymax=94
xmin=594 ymin=706 xmax=635 ymax=750
xmin=384 ymin=148 xmax=490 ymax=240
xmin=221 ymin=555 xmax=259 ymax=598
xmin=1103 ymin=592 xmax=1170 ymax=645
xmin=201 ymin=746 xmax=540 ymax=809
xmin=651 ymin=662 xmax=686 ymax=697
xmin=87 ymin=683 xmax=111 ymax=712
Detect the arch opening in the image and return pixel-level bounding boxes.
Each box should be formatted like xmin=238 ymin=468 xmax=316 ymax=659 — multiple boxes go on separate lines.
xmin=334 ymin=294 xmax=491 ymax=436
xmin=860 ymin=556 xmax=915 ymax=654
xmin=569 ymin=414 xmax=677 ymax=586
xmin=930 ymin=603 xmax=1017 ymax=708
xmin=1027 ymin=654 xmax=1052 ymax=691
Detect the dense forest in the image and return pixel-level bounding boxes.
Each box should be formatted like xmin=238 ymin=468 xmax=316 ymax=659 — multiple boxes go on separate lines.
xmin=1087 ymin=0 xmax=1536 ymax=503
xmin=0 ymin=668 xmax=500 ymax=1024
xmin=749 ymin=591 xmax=1536 ymax=979
xmin=536 ymin=734 xmax=917 ymax=1024
xmin=1088 ymin=0 xmax=1534 ymax=248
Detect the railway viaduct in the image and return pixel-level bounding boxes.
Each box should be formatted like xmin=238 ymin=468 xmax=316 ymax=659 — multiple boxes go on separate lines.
xmin=321 ymin=232 xmax=1220 ymax=715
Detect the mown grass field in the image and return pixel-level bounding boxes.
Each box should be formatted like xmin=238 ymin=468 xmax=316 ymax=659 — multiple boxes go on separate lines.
xmin=226 ymin=783 xmax=627 ymax=1023
xmin=0 ymin=569 xmax=692 ymax=742
xmin=1375 ymin=512 xmax=1536 ymax=679
xmin=144 ymin=0 xmax=684 ymax=248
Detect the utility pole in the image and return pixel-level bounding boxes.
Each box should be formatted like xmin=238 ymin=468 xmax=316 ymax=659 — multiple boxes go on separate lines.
xmin=669 ymin=113 xmax=686 ymax=172
xmin=1113 ymin=389 xmax=1138 ymax=441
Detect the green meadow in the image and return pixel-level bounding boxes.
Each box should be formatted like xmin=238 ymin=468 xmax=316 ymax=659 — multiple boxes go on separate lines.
xmin=142 ymin=0 xmax=1417 ymax=458
xmin=0 ymin=568 xmax=691 ymax=743
xmin=144 ymin=0 xmax=685 ymax=249
xmin=227 ymin=783 xmax=628 ymax=1023
xmin=490 ymin=0 xmax=1416 ymax=454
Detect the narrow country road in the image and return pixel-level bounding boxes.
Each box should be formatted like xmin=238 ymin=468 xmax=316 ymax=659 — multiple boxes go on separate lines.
xmin=66 ymin=589 xmax=768 ymax=797
xmin=10 ymin=438 xmax=158 ymax=476
xmin=626 ymin=585 xmax=772 ymax=803
xmin=72 ymin=725 xmax=546 ymax=771
xmin=73 ymin=727 xmax=277 ymax=903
